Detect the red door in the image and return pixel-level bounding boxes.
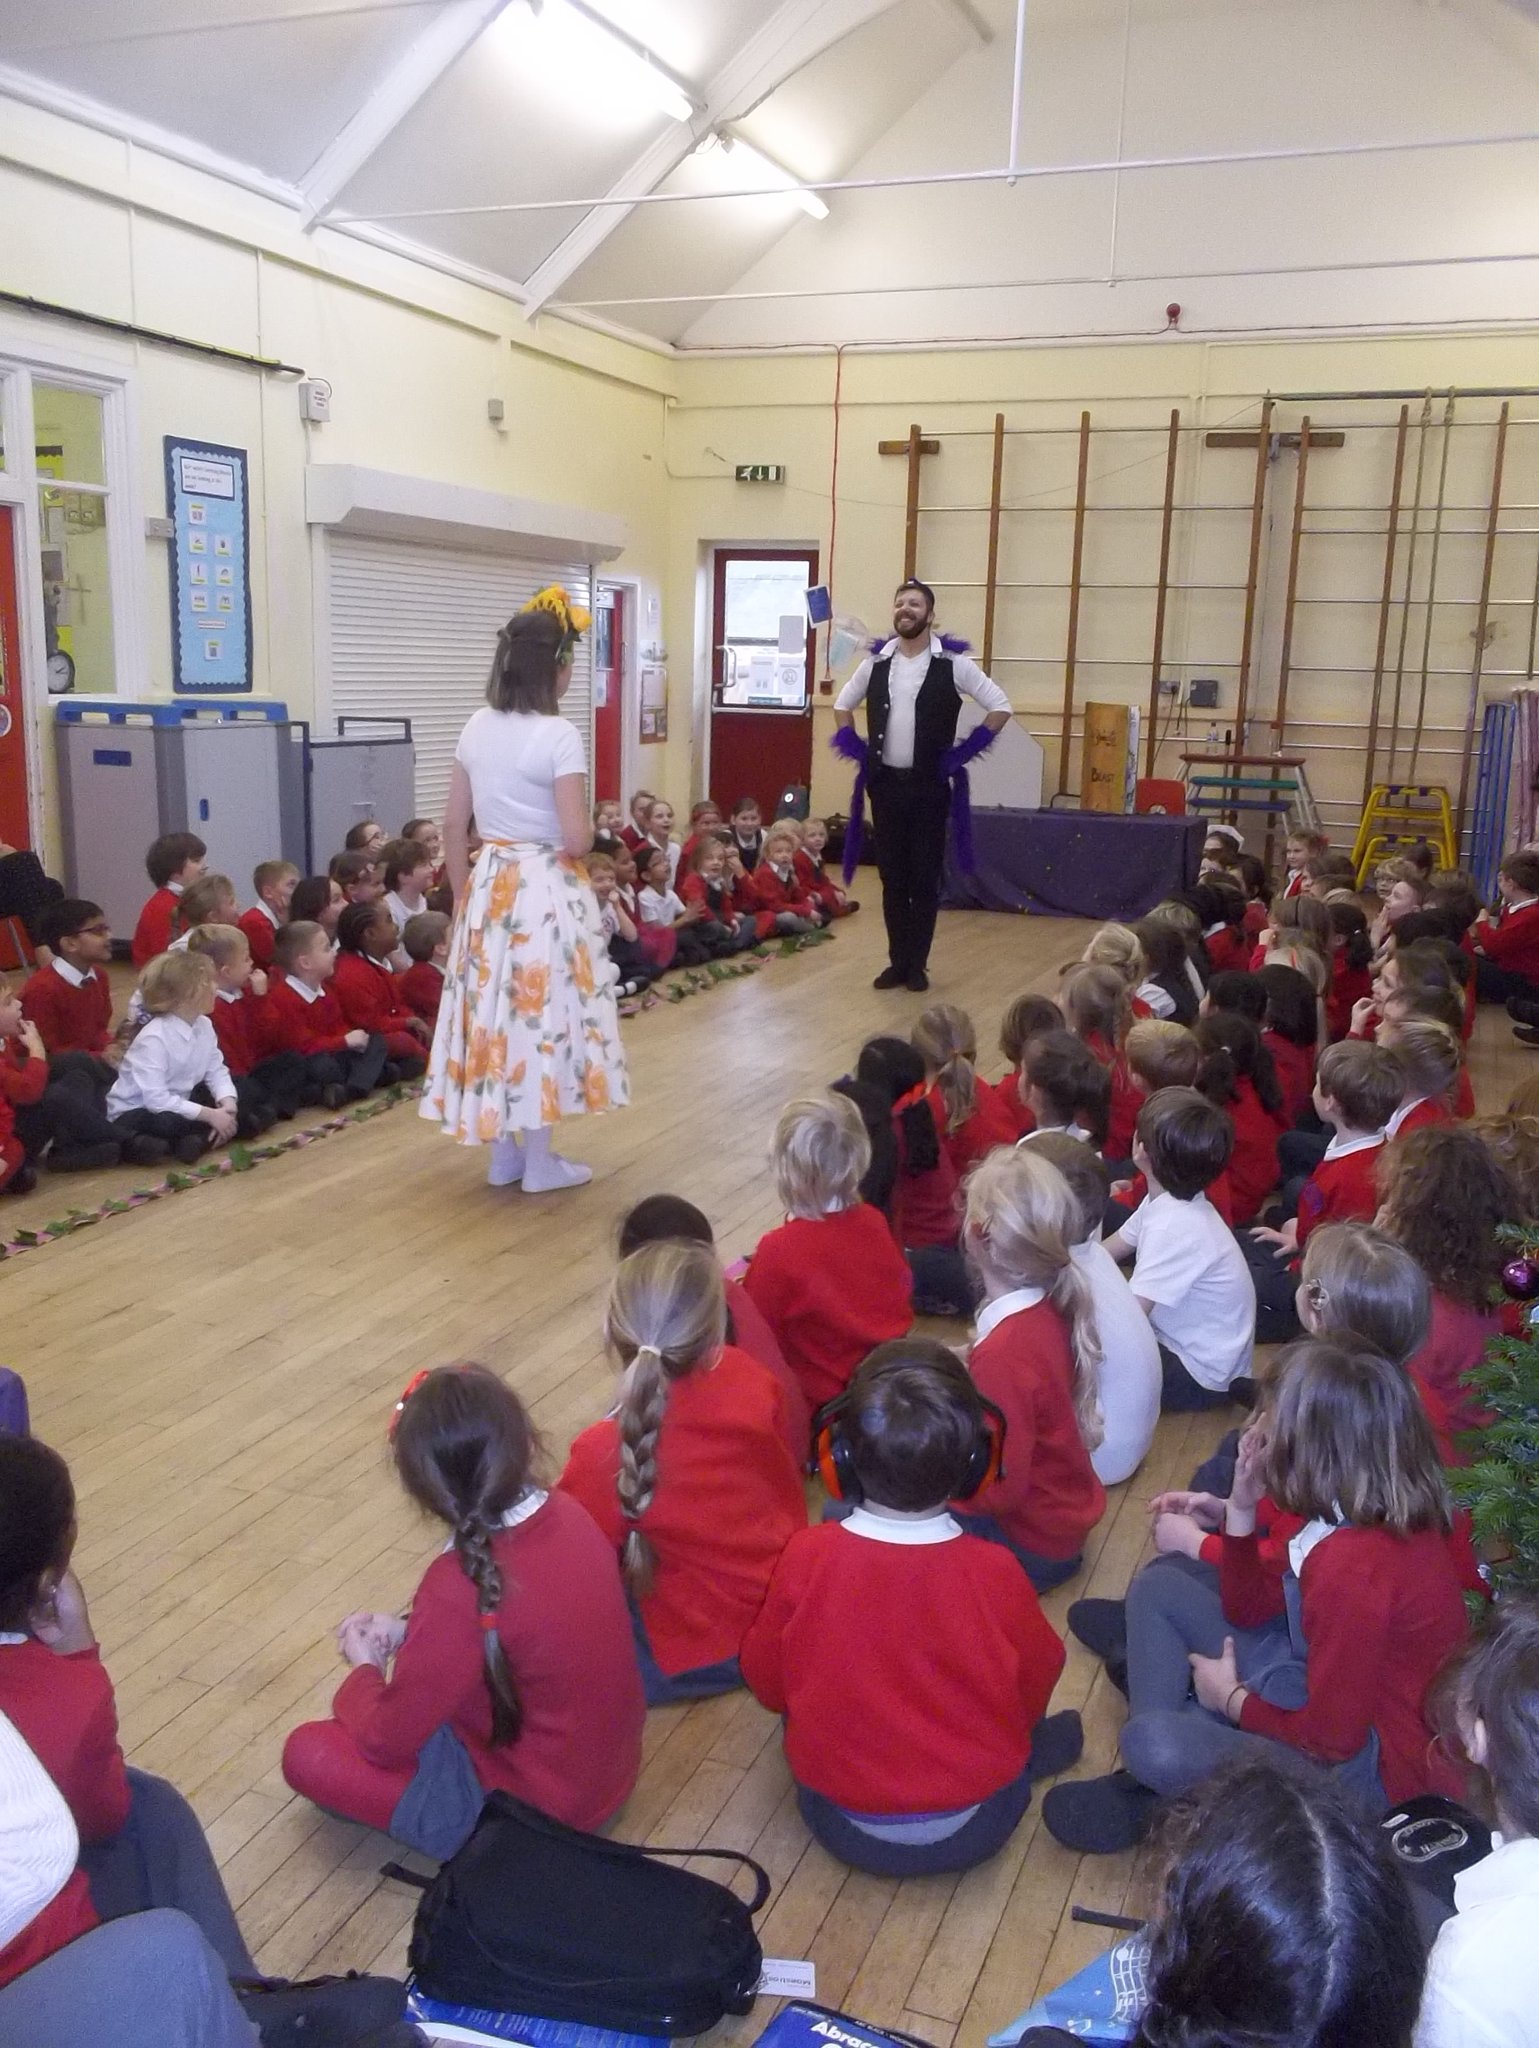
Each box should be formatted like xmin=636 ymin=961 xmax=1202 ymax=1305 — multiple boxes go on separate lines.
xmin=593 ymin=585 xmax=623 ymax=804
xmin=0 ymin=508 xmax=31 ymax=850
xmin=708 ymin=548 xmax=815 ymax=816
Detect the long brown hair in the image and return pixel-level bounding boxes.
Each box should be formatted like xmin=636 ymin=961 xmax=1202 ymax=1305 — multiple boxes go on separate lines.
xmin=911 ymin=1003 xmax=980 ymax=1133
xmin=487 ymin=610 xmax=565 ymax=715
xmin=1264 ymin=1338 xmax=1451 ymax=1535
xmin=1377 ymin=1123 xmax=1521 ymax=1309
xmin=392 ymin=1364 xmax=536 ymax=1745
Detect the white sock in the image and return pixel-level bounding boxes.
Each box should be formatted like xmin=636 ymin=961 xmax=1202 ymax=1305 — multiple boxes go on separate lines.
xmin=487 ymin=1134 xmax=525 ymax=1186
xmin=520 ymin=1124 xmax=592 ymax=1192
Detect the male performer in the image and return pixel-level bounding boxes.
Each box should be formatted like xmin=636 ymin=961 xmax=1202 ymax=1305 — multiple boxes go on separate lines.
xmin=833 ymin=578 xmax=1010 ymax=991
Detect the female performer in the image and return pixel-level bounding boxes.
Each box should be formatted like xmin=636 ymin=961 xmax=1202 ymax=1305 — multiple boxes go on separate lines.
xmin=422 ymin=588 xmax=628 ymax=1192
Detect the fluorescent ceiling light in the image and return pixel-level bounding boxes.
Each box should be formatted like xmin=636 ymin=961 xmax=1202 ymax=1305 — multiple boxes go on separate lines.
xmin=506 ymin=0 xmax=694 ymax=126
xmin=707 ymin=133 xmax=829 ymax=219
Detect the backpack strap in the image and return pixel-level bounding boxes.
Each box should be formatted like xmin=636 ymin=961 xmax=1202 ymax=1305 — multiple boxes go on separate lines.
xmin=634 ymin=1843 xmax=772 ymax=1915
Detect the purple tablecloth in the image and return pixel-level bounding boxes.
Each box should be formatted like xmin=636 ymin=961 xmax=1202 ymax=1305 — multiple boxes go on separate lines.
xmin=941 ymin=807 xmax=1206 ymax=920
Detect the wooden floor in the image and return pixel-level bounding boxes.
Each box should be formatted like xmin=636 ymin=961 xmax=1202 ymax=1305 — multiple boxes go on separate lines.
xmin=3 ymin=909 xmax=1525 ymax=2045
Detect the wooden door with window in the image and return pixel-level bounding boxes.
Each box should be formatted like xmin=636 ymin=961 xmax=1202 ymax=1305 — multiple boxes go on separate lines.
xmin=0 ymin=508 xmax=30 ymax=850
xmin=593 ymin=586 xmax=624 ymax=804
xmin=708 ymin=548 xmax=816 ymax=816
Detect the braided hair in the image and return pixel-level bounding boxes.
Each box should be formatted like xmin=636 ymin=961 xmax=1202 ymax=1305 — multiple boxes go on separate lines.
xmin=605 ymin=1242 xmax=727 ymax=1598
xmin=392 ymin=1365 xmax=535 ymax=1746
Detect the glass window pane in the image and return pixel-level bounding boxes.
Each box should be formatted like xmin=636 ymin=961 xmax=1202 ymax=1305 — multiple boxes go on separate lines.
xmin=39 ymin=488 xmax=115 ymax=696
xmin=720 ymin=557 xmax=810 ymax=709
xmin=34 ymin=383 xmax=106 ymax=487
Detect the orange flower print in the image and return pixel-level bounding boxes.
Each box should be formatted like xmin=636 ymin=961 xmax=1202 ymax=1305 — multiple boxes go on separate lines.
xmin=572 ymin=942 xmax=595 ymax=997
xmin=466 ymin=1026 xmax=491 ymax=1085
xmin=513 ymin=963 xmax=550 ymax=1018
xmin=488 ymin=1030 xmax=509 ymax=1076
xmin=487 ymin=860 xmax=521 ymax=920
xmin=508 ymin=1060 xmax=527 ymax=1089
xmin=583 ymin=1064 xmax=610 ymax=1111
xmin=541 ymin=1075 xmax=561 ymax=1125
xmin=446 ymin=1057 xmax=464 ymax=1089
xmin=478 ymin=1104 xmax=502 ymax=1142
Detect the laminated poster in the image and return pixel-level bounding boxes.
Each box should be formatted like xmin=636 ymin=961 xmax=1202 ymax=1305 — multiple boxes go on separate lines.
xmin=164 ymin=437 xmax=253 ymax=693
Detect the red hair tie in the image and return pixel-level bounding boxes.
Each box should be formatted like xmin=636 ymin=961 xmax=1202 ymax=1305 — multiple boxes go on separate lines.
xmin=479 ymin=1612 xmax=500 ymax=1633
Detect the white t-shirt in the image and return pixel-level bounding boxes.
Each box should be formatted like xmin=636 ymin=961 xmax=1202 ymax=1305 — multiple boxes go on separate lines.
xmin=835 ymin=634 xmax=1010 ymax=769
xmin=638 ymin=884 xmax=684 ymax=927
xmin=1116 ymin=1189 xmax=1255 ymax=1392
xmin=454 ymin=708 xmax=586 ymax=843
xmin=1070 ymin=1238 xmax=1161 ymax=1484
xmin=1416 ymin=1837 xmax=1539 ymax=2048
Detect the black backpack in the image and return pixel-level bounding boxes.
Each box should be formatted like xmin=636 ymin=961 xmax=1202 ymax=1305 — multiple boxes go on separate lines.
xmin=404 ymin=1794 xmax=771 ymax=2037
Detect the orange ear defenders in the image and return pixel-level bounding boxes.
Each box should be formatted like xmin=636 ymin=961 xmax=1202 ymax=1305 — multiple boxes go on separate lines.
xmin=811 ymin=1361 xmax=1006 ymax=1506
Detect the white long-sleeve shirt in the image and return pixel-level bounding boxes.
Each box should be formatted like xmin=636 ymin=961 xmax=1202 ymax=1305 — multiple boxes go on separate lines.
xmin=107 ymin=1012 xmax=234 ymax=1121
xmin=834 ymin=634 xmax=1010 ymax=769
xmin=1416 ymin=1837 xmax=1539 ymax=2048
xmin=0 ymin=1709 xmax=77 ymax=1953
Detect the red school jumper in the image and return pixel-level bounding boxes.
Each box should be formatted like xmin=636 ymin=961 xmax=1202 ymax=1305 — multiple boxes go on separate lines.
xmin=398 ymin=960 xmax=445 ymax=1028
xmin=725 ymin=1274 xmax=811 ymax=1463
xmin=283 ymin=1492 xmax=645 ymax=1835
xmin=964 ymin=1297 xmax=1106 ymax=1563
xmin=749 ymin=862 xmax=818 ymax=921
xmin=130 ymin=884 xmax=180 ymax=967
xmin=1224 ymin=1077 xmax=1287 ymax=1227
xmin=331 ymin=951 xmax=424 ymax=1062
xmin=1475 ymin=899 xmax=1539 ymax=986
xmin=257 ymin=975 xmax=356 ymax=1059
xmin=209 ymin=988 xmax=267 ymax=1076
xmin=893 ymin=1094 xmax=962 ymax=1248
xmin=238 ymin=903 xmax=279 ymax=972
xmin=1294 ymin=1137 xmax=1384 ymax=1248
xmin=744 ymin=1205 xmax=914 ymax=1412
xmin=1326 ymin=958 xmax=1373 ymax=1041
xmin=1407 ymin=1291 xmax=1510 ymax=1452
xmin=925 ymin=1078 xmax=1018 ymax=1180
xmin=729 ymin=871 xmax=776 ymax=942
xmin=678 ymin=871 xmax=742 ymax=941
xmin=1204 ymin=926 xmax=1250 ymax=975
xmin=1220 ymin=1523 xmax=1468 ymax=1803
xmin=0 ymin=1038 xmax=47 ymax=1188
xmin=794 ymin=849 xmax=850 ymax=919
xmin=1264 ymin=1031 xmax=1315 ymax=1128
xmin=20 ymin=962 xmax=112 ymax=1057
xmin=740 ymin=1517 xmax=1065 ymax=1813
xmin=557 ymin=1345 xmax=807 ymax=1677
xmin=1083 ymin=1032 xmax=1140 ymax=1160
xmin=997 ymin=1070 xmax=1034 ymax=1139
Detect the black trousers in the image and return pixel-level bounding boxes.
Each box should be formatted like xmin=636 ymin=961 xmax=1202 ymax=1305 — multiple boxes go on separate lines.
xmin=868 ymin=768 xmax=951 ymax=975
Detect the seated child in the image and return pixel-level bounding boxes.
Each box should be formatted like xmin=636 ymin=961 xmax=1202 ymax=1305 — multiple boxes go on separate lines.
xmin=796 ymin=817 xmax=857 ymax=918
xmin=130 ymin=832 xmax=206 ymax=967
xmin=619 ymin=791 xmax=655 ymax=855
xmin=1257 ymin=962 xmax=1320 ymax=1125
xmin=330 ymin=902 xmax=430 ymax=1076
xmin=1325 ymin=899 xmax=1373 ymax=1040
xmin=21 ymin=902 xmax=114 ymax=1063
xmin=678 ymin=800 xmax=721 ymax=869
xmin=1194 ymin=1011 xmax=1287 ymax=1227
xmin=105 ymin=951 xmax=238 ymax=1163
xmin=288 ymin=874 xmax=346 ymax=936
xmin=1016 ymin=1029 xmax=1111 ymax=1150
xmin=1201 ymin=969 xmax=1268 ymax=1027
xmin=749 ymin=823 xmax=822 ymax=934
xmin=343 ymin=820 xmax=386 ymax=857
xmin=398 ymin=911 xmax=450 ymax=1028
xmin=1080 ymin=922 xmax=1153 ymax=1018
xmin=741 ymin=1341 xmax=1075 ymax=1877
xmin=955 ymin=1146 xmax=1107 ymax=1591
xmin=637 ymin=845 xmax=715 ymax=966
xmin=592 ymin=797 xmax=625 ymax=853
xmin=619 ymin=1193 xmax=809 ymax=1463
xmin=678 ymin=836 xmax=755 ymax=953
xmin=911 ymin=1003 xmax=1017 ymax=1177
xmin=855 ymin=1036 xmax=968 ymax=1315
xmin=1189 ymin=880 xmax=1249 ymax=975
xmin=1133 ymin=916 xmax=1198 ymax=1024
xmin=328 ymin=849 xmax=383 ymax=907
xmin=1472 ymin=849 xmax=1539 ymax=1003
xmin=728 ymin=794 xmax=765 ymax=872
xmin=1380 ymin=1014 xmax=1460 ymax=1135
xmin=1110 ymin=1018 xmax=1230 ymax=1224
xmin=1059 ymin=964 xmax=1139 ymax=1160
xmin=613 ymin=844 xmax=674 ymax=974
xmin=1281 ymin=826 xmax=1329 ymax=899
xmin=643 ymin=798 xmax=681 ymax=886
xmin=237 ymin=860 xmax=297 ymax=972
xmin=380 ymin=837 xmax=436 ymax=961
xmin=1378 ymin=1125 xmax=1520 ymax=1449
xmin=257 ymin=920 xmax=387 ymax=1100
xmin=1252 ymin=891 xmax=1333 ymax=977
xmin=1104 ymin=1088 xmax=1256 ymax=1410
xmin=185 ymin=924 xmax=312 ymax=1129
xmin=743 ymin=1093 xmax=913 ymax=1412
xmin=1370 ymin=859 xmax=1431 ymax=949
xmin=284 ymin=1367 xmax=644 ymax=1853
xmin=559 ymin=1240 xmax=807 ymax=1704
xmin=588 ymin=853 xmax=653 ymax=997
xmin=1149 ymin=900 xmax=1209 ymax=1004
xmin=996 ymin=992 xmax=1064 ymax=1137
xmin=0 ymin=979 xmax=139 ymax=1181
xmin=167 ymin=873 xmax=237 ymax=949
xmin=0 ymin=1434 xmax=258 ymax=1979
xmin=1030 ymin=1133 xmax=1161 ymax=1487
xmin=1043 ymin=1338 xmax=1469 ymax=1854
xmin=403 ymin=815 xmax=444 ymax=873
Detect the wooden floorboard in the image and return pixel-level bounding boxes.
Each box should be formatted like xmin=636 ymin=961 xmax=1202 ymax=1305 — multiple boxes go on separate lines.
xmin=4 ymin=906 xmax=1518 ymax=2045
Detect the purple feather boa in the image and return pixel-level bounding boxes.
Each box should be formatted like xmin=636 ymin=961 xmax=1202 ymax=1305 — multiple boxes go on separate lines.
xmin=942 ymin=722 xmax=999 ymax=875
xmin=830 ymin=728 xmax=870 ymax=883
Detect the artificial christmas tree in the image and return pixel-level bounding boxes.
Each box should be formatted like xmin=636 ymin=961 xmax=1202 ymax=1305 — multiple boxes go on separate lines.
xmin=1453 ymin=1229 xmax=1539 ymax=1595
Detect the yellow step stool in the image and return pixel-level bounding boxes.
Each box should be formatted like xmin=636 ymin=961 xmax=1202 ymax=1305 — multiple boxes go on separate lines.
xmin=1352 ymin=784 xmax=1456 ymax=884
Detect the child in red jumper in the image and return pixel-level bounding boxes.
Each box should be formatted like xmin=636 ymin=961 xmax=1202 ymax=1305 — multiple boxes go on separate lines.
xmin=257 ymin=919 xmax=388 ymax=1100
xmin=1059 ymin=964 xmax=1139 ymax=1160
xmin=996 ymin=992 xmax=1062 ymax=1138
xmin=129 ymin=831 xmax=207 ymax=968
xmin=1325 ymin=899 xmax=1373 ymax=1041
xmin=1473 ymin=848 xmax=1539 ymax=1003
xmin=1194 ymin=1011 xmax=1287 ymax=1227
xmin=678 ymin=836 xmax=756 ymax=953
xmin=0 ymin=980 xmax=134 ymax=1184
xmin=796 ymin=817 xmax=858 ymax=919
xmin=331 ymin=902 xmax=430 ymax=1076
xmin=1043 ymin=1339 xmax=1469 ymax=1854
xmin=559 ymin=1240 xmax=807 ymax=1704
xmin=742 ymin=1341 xmax=1076 ymax=1876
xmin=20 ymin=901 xmax=115 ymax=1061
xmin=855 ymin=1036 xmax=971 ymax=1315
xmin=398 ymin=910 xmax=450 ymax=1029
xmin=285 ymin=1367 xmax=643 ymax=1851
xmin=743 ymin=1092 xmax=913 ymax=1414
xmin=749 ymin=822 xmax=822 ymax=934
xmin=0 ymin=1435 xmax=259 ymax=1979
xmin=911 ymin=1003 xmax=1017 ymax=1178
xmin=185 ymin=924 xmax=312 ymax=1128
xmin=237 ymin=859 xmax=298 ymax=973
xmin=954 ymin=1146 xmax=1107 ymax=1590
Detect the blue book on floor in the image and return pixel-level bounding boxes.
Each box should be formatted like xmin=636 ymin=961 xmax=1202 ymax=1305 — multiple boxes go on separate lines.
xmin=404 ymin=1991 xmax=667 ymax=2047
xmin=986 ymin=1935 xmax=1148 ymax=2045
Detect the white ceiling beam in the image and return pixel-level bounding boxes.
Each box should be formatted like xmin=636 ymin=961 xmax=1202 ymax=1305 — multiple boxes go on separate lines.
xmin=931 ymin=0 xmax=994 ymax=42
xmin=297 ymin=0 xmax=516 ymax=228
xmin=518 ymin=0 xmax=905 ymax=315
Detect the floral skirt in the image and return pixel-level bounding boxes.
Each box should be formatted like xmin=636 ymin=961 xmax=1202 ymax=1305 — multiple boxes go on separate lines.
xmin=421 ymin=841 xmax=630 ymax=1144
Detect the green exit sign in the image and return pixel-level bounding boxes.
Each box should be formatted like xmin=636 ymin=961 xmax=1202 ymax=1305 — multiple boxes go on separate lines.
xmin=734 ymin=464 xmax=786 ymax=483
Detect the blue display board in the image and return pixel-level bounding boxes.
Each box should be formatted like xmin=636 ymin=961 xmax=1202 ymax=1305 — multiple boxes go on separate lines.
xmin=164 ymin=437 xmax=253 ymax=694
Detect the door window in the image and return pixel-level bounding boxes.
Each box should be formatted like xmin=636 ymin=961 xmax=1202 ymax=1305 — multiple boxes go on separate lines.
xmin=714 ymin=553 xmax=813 ymax=710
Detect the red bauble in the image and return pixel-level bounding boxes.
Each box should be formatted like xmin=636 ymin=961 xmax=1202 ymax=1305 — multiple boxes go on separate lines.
xmin=1501 ymin=1256 xmax=1539 ymax=1302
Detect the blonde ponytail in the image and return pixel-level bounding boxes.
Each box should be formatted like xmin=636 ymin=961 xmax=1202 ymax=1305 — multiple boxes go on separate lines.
xmin=964 ymin=1148 xmax=1104 ymax=1450
xmin=605 ymin=1242 xmax=727 ymax=1596
xmin=912 ymin=1003 xmax=979 ymax=1134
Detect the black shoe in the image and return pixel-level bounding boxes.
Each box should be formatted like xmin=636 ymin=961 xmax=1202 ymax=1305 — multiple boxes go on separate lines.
xmin=2 ymin=1163 xmax=37 ymax=1197
xmin=873 ymin=965 xmax=906 ymax=989
xmin=174 ymin=1133 xmax=211 ymax=1164
xmin=122 ymin=1135 xmax=170 ymax=1167
xmin=1042 ymin=1770 xmax=1158 ymax=1854
xmin=1027 ymin=1709 xmax=1084 ymax=1782
xmin=1514 ymin=1025 xmax=1539 ymax=1047
xmin=319 ymin=1084 xmax=349 ymax=1110
xmin=905 ymin=969 xmax=930 ymax=993
xmin=1067 ymin=1596 xmax=1128 ymax=1662
xmin=1507 ymin=995 xmax=1539 ymax=1025
xmin=44 ymin=1143 xmax=121 ymax=1174
xmin=232 ymin=1969 xmax=419 ymax=2048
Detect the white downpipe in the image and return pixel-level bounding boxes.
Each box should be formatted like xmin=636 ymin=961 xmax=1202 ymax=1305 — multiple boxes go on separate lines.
xmin=1006 ymin=0 xmax=1027 ymax=184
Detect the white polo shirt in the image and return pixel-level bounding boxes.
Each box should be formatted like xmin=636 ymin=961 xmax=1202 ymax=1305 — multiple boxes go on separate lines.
xmin=835 ymin=635 xmax=1010 ymax=769
xmin=1416 ymin=1837 xmax=1539 ymax=2047
xmin=1116 ymin=1189 xmax=1255 ymax=1392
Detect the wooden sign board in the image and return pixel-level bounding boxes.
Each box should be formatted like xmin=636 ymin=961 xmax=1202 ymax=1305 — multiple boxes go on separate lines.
xmin=1081 ymin=701 xmax=1131 ymax=812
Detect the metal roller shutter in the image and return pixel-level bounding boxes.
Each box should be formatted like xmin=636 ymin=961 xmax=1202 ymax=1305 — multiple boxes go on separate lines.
xmin=326 ymin=533 xmax=594 ymax=817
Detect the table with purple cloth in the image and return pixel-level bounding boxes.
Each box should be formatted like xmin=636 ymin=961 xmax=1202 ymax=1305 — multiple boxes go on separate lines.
xmin=940 ymin=807 xmax=1206 ymax=920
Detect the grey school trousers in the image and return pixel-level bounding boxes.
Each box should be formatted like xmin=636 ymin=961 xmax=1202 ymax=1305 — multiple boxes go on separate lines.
xmin=0 ymin=1909 xmax=260 ymax=2048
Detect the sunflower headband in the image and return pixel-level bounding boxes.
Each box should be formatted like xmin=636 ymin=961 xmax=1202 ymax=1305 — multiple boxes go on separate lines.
xmin=519 ymin=585 xmax=592 ymax=660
